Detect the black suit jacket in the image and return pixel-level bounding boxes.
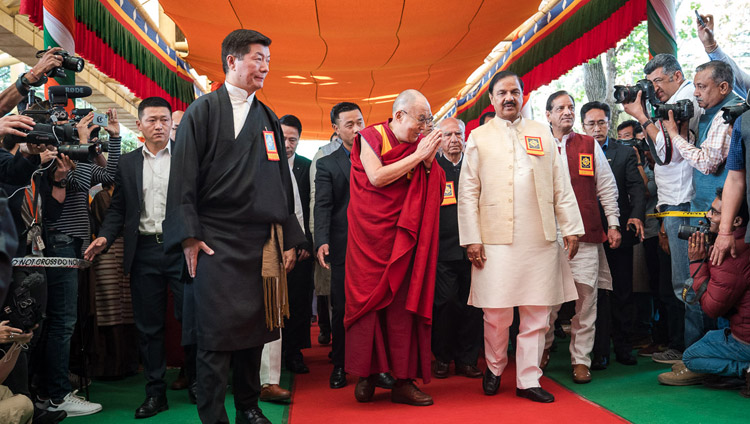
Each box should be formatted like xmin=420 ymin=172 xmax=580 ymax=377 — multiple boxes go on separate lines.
xmin=436 ymin=155 xmax=467 ymax=262
xmin=291 ymin=154 xmax=312 ymax=251
xmin=601 ymin=138 xmax=646 ymax=246
xmin=99 ymin=144 xmax=172 ymax=275
xmin=313 ymin=145 xmax=350 ymax=266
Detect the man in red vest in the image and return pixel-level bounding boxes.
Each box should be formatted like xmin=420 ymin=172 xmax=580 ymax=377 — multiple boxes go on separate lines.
xmin=541 ymin=91 xmax=621 ymax=384
xmin=345 ymin=89 xmax=446 ymax=406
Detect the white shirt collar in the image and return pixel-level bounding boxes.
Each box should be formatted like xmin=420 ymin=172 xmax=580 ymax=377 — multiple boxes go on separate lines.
xmin=142 ymin=142 xmax=171 ymax=159
xmin=225 ymin=81 xmax=256 ymax=105
xmin=288 ymin=153 xmax=296 ymax=168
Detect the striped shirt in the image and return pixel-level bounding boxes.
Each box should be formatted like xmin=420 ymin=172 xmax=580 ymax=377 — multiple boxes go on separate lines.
xmin=46 ymin=137 xmax=121 ymax=253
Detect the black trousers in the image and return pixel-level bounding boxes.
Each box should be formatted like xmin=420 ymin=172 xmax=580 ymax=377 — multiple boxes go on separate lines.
xmin=196 ymin=346 xmax=263 ymax=424
xmin=595 ymin=244 xmax=635 ymax=358
xmin=130 ymin=236 xmax=185 ymax=397
xmin=317 ymin=295 xmax=331 ymax=336
xmin=282 ymin=258 xmax=313 ymax=360
xmin=330 ymin=262 xmax=346 ymax=369
xmin=643 ymin=236 xmax=684 ymax=350
xmin=431 ymin=260 xmax=483 ymax=366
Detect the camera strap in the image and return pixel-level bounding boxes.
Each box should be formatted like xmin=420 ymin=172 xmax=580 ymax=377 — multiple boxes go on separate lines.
xmin=681 ymin=261 xmax=709 ymax=305
xmin=644 ymin=119 xmax=672 ymax=166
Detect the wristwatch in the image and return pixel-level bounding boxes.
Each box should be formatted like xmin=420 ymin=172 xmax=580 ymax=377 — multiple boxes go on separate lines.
xmin=608 ymin=225 xmax=620 ymax=231
xmin=52 ymin=178 xmax=68 ymax=188
xmin=640 ymin=119 xmax=653 ymax=130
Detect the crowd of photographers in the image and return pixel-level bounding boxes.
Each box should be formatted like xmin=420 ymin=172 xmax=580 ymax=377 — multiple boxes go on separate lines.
xmin=0 ymin=12 xmax=749 ymax=424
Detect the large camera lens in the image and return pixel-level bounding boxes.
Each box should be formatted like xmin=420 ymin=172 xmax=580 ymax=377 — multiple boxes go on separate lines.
xmin=62 ymin=55 xmax=85 ymax=73
xmin=613 ymin=85 xmax=637 ymax=104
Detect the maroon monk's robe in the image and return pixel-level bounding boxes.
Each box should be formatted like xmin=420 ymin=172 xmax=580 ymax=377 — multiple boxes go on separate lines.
xmin=344 ymin=120 xmax=445 ymax=383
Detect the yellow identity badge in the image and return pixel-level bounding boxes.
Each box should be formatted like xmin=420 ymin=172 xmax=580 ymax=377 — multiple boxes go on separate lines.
xmin=441 ymin=181 xmax=457 ymax=206
xmin=263 ymin=131 xmax=280 ymax=161
xmin=579 ymin=154 xmax=594 ymax=176
xmin=525 ymin=136 xmax=544 ymax=156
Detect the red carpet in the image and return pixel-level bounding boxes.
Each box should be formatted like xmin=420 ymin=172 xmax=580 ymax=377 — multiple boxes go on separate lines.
xmin=289 ymin=328 xmax=628 ymax=423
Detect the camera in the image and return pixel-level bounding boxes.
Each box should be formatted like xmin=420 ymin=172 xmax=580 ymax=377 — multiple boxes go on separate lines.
xmin=614 ymin=79 xmax=657 ymax=104
xmin=35 ymin=49 xmax=85 ymax=80
xmin=677 ymin=223 xmax=717 ymax=245
xmin=7 ymin=83 xmax=106 ymax=162
xmin=653 ymin=99 xmax=694 ymax=122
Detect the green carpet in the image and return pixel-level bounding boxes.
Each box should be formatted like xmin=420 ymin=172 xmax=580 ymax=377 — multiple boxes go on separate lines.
xmin=72 ymin=368 xmax=292 ymax=424
xmin=543 ymin=339 xmax=748 ymax=423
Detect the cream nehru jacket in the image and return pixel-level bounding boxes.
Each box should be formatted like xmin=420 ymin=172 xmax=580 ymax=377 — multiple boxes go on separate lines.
xmin=458 ymin=116 xmax=584 ymax=246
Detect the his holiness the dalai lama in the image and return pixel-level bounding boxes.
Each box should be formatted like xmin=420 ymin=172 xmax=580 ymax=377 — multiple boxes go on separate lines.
xmin=344 ymin=89 xmax=446 ymax=406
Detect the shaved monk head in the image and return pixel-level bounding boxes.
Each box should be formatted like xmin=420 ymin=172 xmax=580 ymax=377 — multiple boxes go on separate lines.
xmin=390 ymin=89 xmax=433 ymax=143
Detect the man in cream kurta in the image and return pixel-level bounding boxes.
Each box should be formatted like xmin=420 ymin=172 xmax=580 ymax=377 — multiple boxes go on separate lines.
xmin=458 ymin=71 xmax=584 ymax=404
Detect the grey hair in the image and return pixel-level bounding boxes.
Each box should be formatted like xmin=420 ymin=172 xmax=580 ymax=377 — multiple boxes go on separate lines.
xmin=696 ymin=60 xmax=735 ymax=91
xmin=437 ymin=117 xmax=465 ymax=135
xmin=644 ymin=53 xmax=683 ymax=77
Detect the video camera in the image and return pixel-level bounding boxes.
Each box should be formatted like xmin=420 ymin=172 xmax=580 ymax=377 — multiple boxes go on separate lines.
xmin=8 ymin=85 xmax=108 ymax=162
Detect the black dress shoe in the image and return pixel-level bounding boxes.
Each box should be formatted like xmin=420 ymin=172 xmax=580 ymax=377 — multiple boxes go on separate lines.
xmin=433 ymin=360 xmax=450 ymax=379
xmin=482 ymin=368 xmax=500 ymax=395
xmin=318 ymin=331 xmax=331 ymax=345
xmin=135 ymin=396 xmax=168 ymax=419
xmin=236 ymin=407 xmax=270 ymax=424
xmin=701 ymin=375 xmax=746 ymax=390
xmin=188 ymin=381 xmax=198 ymax=404
xmin=33 ymin=407 xmax=67 ymax=424
xmin=616 ymin=352 xmax=637 ymax=366
xmin=375 ymin=372 xmax=396 ymax=389
xmin=516 ymin=387 xmax=554 ymax=403
xmin=286 ymin=357 xmax=310 ymax=374
xmin=591 ymin=356 xmax=609 ymax=370
xmin=330 ymin=367 xmax=347 ymax=389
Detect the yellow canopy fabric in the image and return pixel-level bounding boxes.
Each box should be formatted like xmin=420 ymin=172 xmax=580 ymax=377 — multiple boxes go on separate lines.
xmin=161 ymin=1 xmax=540 ymax=138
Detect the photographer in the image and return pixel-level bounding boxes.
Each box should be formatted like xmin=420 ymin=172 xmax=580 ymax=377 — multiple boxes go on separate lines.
xmin=697 ymin=13 xmax=750 ymax=98
xmin=0 ymin=48 xmax=63 ymax=117
xmin=0 ymin=321 xmax=35 ymax=424
xmin=36 ymin=109 xmax=120 ymax=417
xmin=657 ymin=188 xmax=750 ymax=395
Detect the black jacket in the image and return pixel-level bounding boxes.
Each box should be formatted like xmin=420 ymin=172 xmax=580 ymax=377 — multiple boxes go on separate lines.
xmin=601 ymin=138 xmax=646 ymax=246
xmin=313 ymin=145 xmax=350 ymax=266
xmin=291 ymin=154 xmax=312 ymax=251
xmin=436 ymin=154 xmax=467 ymax=262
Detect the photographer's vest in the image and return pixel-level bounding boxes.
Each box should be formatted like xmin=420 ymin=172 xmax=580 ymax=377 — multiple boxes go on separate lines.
xmin=740 ymin=111 xmax=750 ymax=243
xmin=564 ymin=132 xmax=607 ymax=244
xmin=692 ymin=92 xmax=741 ymax=218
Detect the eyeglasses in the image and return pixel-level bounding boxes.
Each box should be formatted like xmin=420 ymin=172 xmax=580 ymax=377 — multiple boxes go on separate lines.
xmin=400 ymin=110 xmax=433 ymax=127
xmin=583 ymin=120 xmax=609 ymax=129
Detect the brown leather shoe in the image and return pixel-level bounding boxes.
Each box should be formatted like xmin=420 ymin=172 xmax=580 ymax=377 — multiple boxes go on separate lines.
xmin=391 ymin=379 xmax=433 ymax=406
xmin=354 ymin=376 xmax=376 ymax=402
xmin=433 ymin=360 xmax=449 ymax=379
xmin=572 ymin=364 xmax=591 ymax=384
xmin=455 ymin=364 xmax=483 ymax=378
xmin=540 ymin=349 xmax=551 ymax=371
xmin=260 ymin=384 xmax=291 ymax=402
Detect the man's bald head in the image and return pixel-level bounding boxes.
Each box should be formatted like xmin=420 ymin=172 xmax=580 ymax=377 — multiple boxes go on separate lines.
xmin=390 ymin=89 xmax=432 ymax=143
xmin=392 ymin=89 xmax=429 ymax=114
xmin=171 ymin=110 xmax=184 ymax=141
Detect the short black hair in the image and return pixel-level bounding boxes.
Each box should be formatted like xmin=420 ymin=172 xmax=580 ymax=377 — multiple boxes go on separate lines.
xmin=330 ymin=102 xmax=362 ymax=125
xmin=221 ymin=29 xmax=272 ymax=74
xmin=479 ymin=111 xmax=495 ymax=125
xmin=644 ymin=53 xmax=683 ymax=76
xmin=138 ymin=97 xmax=172 ymax=119
xmin=716 ymin=187 xmax=749 ymax=227
xmin=546 ymin=90 xmax=574 ymax=112
xmin=280 ymin=114 xmax=302 ymax=136
xmin=696 ymin=60 xmax=735 ymax=92
xmin=617 ymin=119 xmax=640 ymax=134
xmin=580 ymin=101 xmax=610 ymax=124
xmin=488 ymin=70 xmax=523 ymax=95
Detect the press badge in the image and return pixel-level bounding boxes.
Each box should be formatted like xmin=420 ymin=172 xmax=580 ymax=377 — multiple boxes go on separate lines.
xmin=579 ymin=153 xmax=594 ymax=176
xmin=441 ymin=181 xmax=457 ymax=206
xmin=524 ymin=136 xmax=544 ymax=156
xmin=263 ymin=130 xmax=280 ymax=161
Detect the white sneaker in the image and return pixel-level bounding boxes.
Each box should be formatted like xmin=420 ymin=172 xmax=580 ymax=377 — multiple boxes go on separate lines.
xmin=47 ymin=391 xmax=102 ymax=417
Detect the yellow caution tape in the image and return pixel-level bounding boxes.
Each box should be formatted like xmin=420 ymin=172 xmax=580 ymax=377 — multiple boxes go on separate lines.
xmin=646 ymin=211 xmax=708 ymax=218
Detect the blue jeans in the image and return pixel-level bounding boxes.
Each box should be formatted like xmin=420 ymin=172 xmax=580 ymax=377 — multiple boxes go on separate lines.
xmin=683 ymin=329 xmax=750 ymax=377
xmin=661 ymin=203 xmax=705 ymax=348
xmin=43 ymin=230 xmax=82 ymax=401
